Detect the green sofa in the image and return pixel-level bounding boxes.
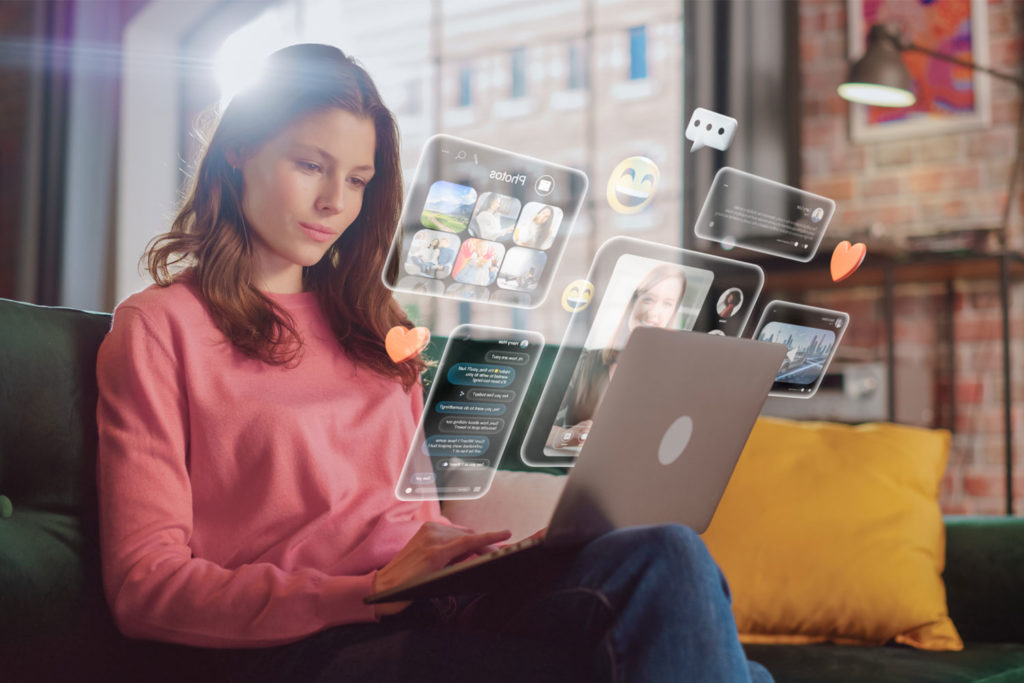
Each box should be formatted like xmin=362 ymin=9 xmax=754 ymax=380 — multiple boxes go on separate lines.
xmin=3 ymin=296 xmax=1024 ymax=682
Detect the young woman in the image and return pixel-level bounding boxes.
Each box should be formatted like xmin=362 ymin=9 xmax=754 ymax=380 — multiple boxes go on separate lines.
xmin=96 ymin=44 xmax=772 ymax=682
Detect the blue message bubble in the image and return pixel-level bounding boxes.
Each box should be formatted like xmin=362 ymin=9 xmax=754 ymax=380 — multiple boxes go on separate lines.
xmin=436 ymin=401 xmax=507 ymax=416
xmin=438 ymin=416 xmax=505 ymax=434
xmin=466 ymin=388 xmax=516 ymax=402
xmin=484 ymin=350 xmax=530 ymax=365
xmin=422 ymin=435 xmax=490 ymax=457
xmin=447 ymin=363 xmax=515 ymax=387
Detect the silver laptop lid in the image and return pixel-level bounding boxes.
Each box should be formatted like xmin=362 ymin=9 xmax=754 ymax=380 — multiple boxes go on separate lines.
xmin=546 ymin=327 xmax=786 ymax=543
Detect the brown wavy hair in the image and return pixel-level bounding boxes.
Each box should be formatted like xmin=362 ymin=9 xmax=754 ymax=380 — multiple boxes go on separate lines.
xmin=143 ymin=44 xmax=423 ymax=390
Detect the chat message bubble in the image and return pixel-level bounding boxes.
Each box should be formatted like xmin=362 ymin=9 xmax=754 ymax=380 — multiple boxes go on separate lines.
xmin=686 ymin=107 xmax=738 ymax=152
xmin=438 ymin=416 xmax=505 ymax=434
xmin=447 ymin=363 xmax=515 ymax=387
xmin=435 ymin=458 xmax=490 ymax=469
xmin=435 ymin=401 xmax=507 ymax=416
xmin=694 ymin=167 xmax=834 ymax=263
xmin=466 ymin=388 xmax=516 ymax=402
xmin=409 ymin=472 xmax=436 ymax=485
xmin=483 ymin=350 xmax=530 ymax=365
xmin=422 ymin=435 xmax=490 ymax=458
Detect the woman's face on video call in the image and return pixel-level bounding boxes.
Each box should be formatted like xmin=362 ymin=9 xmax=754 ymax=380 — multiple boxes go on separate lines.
xmin=629 ymin=276 xmax=682 ymax=331
xmin=236 ymin=108 xmax=376 ymax=284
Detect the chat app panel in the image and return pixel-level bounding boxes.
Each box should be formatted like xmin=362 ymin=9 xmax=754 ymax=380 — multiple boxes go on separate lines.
xmin=752 ymin=301 xmax=849 ymax=399
xmin=694 ymin=167 xmax=835 ymax=263
xmin=396 ymin=325 xmax=544 ymax=501
xmin=383 ymin=135 xmax=589 ymax=309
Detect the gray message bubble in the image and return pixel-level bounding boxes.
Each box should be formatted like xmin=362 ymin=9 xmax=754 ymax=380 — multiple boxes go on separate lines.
xmin=466 ymin=388 xmax=516 ymax=402
xmin=422 ymin=435 xmax=490 ymax=457
xmin=436 ymin=401 xmax=507 ymax=416
xmin=438 ymin=416 xmax=505 ymax=434
xmin=484 ymin=350 xmax=530 ymax=365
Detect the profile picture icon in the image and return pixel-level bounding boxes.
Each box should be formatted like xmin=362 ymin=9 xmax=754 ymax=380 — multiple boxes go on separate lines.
xmin=811 ymin=207 xmax=825 ymax=224
xmin=715 ymin=288 xmax=743 ymax=318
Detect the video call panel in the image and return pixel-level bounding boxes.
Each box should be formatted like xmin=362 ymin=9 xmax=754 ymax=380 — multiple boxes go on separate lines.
xmin=384 ymin=135 xmax=589 ymax=309
xmin=521 ymin=237 xmax=765 ymax=468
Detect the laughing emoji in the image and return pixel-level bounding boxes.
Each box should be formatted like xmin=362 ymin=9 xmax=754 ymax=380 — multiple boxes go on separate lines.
xmin=606 ymin=156 xmax=659 ymax=214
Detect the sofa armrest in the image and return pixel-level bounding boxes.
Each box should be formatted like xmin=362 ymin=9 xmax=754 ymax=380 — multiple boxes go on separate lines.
xmin=944 ymin=515 xmax=1024 ymax=644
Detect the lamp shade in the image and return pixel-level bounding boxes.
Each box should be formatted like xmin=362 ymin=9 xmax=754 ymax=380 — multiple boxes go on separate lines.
xmin=838 ymin=24 xmax=916 ymax=107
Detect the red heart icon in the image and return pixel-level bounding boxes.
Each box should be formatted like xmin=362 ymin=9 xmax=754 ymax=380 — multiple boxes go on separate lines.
xmin=830 ymin=241 xmax=867 ymax=283
xmin=386 ymin=326 xmax=430 ymax=363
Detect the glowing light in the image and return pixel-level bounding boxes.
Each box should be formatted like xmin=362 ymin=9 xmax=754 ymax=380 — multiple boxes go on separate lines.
xmin=837 ymin=82 xmax=916 ymax=108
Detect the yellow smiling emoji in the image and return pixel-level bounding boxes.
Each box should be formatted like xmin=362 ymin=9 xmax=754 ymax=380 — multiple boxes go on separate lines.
xmin=606 ymin=156 xmax=659 ymax=214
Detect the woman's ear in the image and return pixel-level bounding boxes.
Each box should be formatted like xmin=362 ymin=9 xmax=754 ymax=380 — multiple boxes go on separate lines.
xmin=225 ymin=147 xmax=245 ymax=170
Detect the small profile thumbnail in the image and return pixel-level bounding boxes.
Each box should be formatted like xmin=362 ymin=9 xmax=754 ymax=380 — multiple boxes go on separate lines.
xmin=420 ymin=180 xmax=478 ymax=234
xmin=468 ymin=192 xmax=521 ymax=243
xmin=715 ymin=287 xmax=744 ymax=318
xmin=404 ymin=229 xmax=461 ymax=279
xmin=452 ymin=238 xmax=506 ymax=287
xmin=513 ymin=202 xmax=563 ymax=250
xmin=496 ymin=247 xmax=547 ymax=292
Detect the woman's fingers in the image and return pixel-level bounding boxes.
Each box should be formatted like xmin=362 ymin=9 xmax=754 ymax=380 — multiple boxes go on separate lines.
xmin=442 ymin=530 xmax=511 ymax=558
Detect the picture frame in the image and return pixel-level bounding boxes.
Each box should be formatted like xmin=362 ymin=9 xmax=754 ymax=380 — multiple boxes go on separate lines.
xmin=846 ymin=0 xmax=991 ymax=143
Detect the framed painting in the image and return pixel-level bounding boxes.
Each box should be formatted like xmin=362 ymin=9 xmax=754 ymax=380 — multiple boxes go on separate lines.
xmin=846 ymin=0 xmax=991 ymax=142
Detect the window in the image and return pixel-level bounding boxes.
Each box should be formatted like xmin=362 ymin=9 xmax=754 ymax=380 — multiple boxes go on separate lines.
xmin=458 ymin=65 xmax=473 ymax=107
xmin=628 ymin=25 xmax=647 ymax=80
xmin=567 ymin=42 xmax=586 ymax=90
xmin=509 ymin=47 xmax=526 ymax=98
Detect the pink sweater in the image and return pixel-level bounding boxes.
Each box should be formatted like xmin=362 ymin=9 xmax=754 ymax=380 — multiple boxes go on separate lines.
xmin=96 ymin=278 xmax=447 ymax=648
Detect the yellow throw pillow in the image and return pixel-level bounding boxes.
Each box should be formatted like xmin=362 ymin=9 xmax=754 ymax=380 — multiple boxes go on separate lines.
xmin=701 ymin=417 xmax=962 ymax=651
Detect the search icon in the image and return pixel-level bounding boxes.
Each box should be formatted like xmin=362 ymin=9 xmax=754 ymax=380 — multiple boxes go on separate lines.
xmin=455 ymin=151 xmax=467 ymax=160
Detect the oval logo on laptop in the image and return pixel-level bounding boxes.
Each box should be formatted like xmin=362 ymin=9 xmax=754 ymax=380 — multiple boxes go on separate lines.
xmin=658 ymin=416 xmax=694 ymax=465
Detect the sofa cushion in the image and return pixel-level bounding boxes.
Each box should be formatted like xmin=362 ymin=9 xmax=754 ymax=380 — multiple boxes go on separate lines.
xmin=744 ymin=643 xmax=1024 ymax=683
xmin=701 ymin=417 xmax=962 ymax=651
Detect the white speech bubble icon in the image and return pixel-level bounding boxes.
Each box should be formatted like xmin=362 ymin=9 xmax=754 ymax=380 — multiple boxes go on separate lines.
xmin=685 ymin=107 xmax=738 ymax=153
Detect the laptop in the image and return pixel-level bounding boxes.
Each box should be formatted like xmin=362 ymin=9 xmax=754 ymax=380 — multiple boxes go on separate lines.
xmin=364 ymin=327 xmax=787 ymax=604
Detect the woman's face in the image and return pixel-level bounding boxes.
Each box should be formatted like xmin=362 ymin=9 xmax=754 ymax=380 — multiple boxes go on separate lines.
xmin=534 ymin=207 xmax=552 ymax=224
xmin=235 ymin=108 xmax=376 ymax=293
xmin=489 ymin=197 xmax=501 ymax=211
xmin=629 ymin=276 xmax=682 ymax=331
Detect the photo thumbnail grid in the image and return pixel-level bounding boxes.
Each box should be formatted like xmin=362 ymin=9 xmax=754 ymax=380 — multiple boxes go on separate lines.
xmin=402 ymin=181 xmax=564 ymax=300
xmin=384 ymin=135 xmax=588 ymax=310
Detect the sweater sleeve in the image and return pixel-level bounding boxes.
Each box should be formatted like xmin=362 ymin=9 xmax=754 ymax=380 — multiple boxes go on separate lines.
xmin=96 ymin=305 xmax=380 ymax=649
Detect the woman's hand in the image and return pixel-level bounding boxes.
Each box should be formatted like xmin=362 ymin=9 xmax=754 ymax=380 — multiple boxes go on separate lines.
xmin=372 ymin=522 xmax=511 ymax=618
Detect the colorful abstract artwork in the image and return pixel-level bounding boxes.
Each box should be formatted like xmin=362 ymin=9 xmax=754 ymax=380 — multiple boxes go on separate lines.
xmin=847 ymin=0 xmax=991 ymax=142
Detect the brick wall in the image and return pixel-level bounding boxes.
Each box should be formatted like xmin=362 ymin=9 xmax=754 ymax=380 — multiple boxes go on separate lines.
xmin=799 ymin=0 xmax=1024 ymax=514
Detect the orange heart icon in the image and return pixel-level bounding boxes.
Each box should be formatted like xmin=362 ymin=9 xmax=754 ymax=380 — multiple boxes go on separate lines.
xmin=386 ymin=326 xmax=431 ymax=363
xmin=830 ymin=241 xmax=867 ymax=283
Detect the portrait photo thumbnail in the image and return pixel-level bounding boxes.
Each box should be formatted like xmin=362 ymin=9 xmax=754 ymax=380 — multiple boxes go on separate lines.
xmin=468 ymin=192 xmax=521 ymax=243
xmin=513 ymin=202 xmax=563 ymax=250
xmin=403 ymin=229 xmax=461 ymax=279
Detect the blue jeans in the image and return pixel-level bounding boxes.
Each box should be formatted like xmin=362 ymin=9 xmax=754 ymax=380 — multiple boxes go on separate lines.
xmin=129 ymin=525 xmax=773 ymax=682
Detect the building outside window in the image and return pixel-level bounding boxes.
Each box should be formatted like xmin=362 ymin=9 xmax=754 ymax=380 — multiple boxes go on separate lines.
xmin=628 ymin=25 xmax=647 ymax=80
xmin=567 ymin=41 xmax=586 ymax=91
xmin=458 ymin=64 xmax=473 ymax=107
xmin=509 ymin=47 xmax=526 ymax=98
